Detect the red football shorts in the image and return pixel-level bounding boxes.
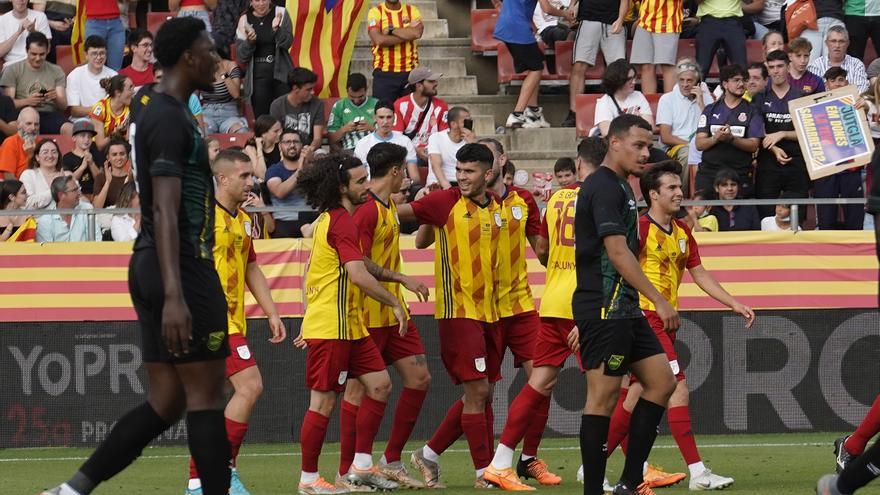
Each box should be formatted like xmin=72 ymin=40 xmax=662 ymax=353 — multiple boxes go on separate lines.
xmin=438 ymin=318 xmax=503 ymax=385
xmin=498 ymin=310 xmax=539 ymax=368
xmin=533 ymin=317 xmax=583 ymax=369
xmin=632 ymin=310 xmax=685 ymax=382
xmin=368 ymin=320 xmax=426 ymax=365
xmin=305 ymin=337 xmax=387 ymax=392
xmin=226 ymin=332 xmax=257 ymax=377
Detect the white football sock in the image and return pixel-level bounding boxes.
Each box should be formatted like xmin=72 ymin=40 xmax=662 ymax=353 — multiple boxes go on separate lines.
xmin=353 ymin=453 xmax=373 ymax=470
xmin=187 ymin=478 xmax=202 ymax=490
xmin=688 ymin=462 xmax=707 ymax=478
xmin=491 ymin=443 xmax=515 ymax=470
xmin=422 ymin=445 xmax=440 ymax=463
xmin=300 ymin=471 xmax=319 ymax=484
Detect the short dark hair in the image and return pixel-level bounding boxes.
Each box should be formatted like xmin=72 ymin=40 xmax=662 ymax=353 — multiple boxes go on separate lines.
xmin=84 ymin=35 xmax=107 ymax=52
xmin=154 ymin=18 xmax=205 ymax=68
xmin=212 ymin=148 xmax=251 ymax=174
xmin=374 ymin=100 xmax=394 ymax=114
xmin=253 ymin=115 xmax=280 ymax=138
xmin=477 ymin=137 xmax=504 ymax=155
xmin=720 ymin=63 xmax=748 ymax=82
xmin=367 ymin=142 xmax=408 ymax=178
xmin=602 ymin=59 xmax=636 ymax=95
xmin=503 ymin=160 xmax=516 ymax=177
xmin=713 ymin=168 xmax=739 ymax=187
xmin=107 ymin=137 xmax=130 ymax=154
xmin=347 ymin=73 xmax=367 ymax=91
xmin=288 ymin=67 xmax=318 ymax=89
xmin=640 ymin=160 xmax=683 ymax=207
xmin=26 ymin=31 xmax=49 ymax=50
xmin=747 ymin=62 xmax=768 ymax=79
xmin=554 ymin=157 xmax=576 ymax=175
xmin=281 ymin=127 xmax=306 ymax=143
xmin=1 ymin=179 xmax=23 ymax=209
xmin=765 ymin=49 xmax=789 ymax=64
xmin=824 ymin=66 xmax=848 ymax=81
xmin=456 ymin=143 xmax=494 ymax=170
xmin=448 ymin=106 xmax=469 ymax=123
xmin=577 ymin=136 xmax=607 ymax=167
xmin=607 ymin=114 xmax=652 ymax=141
xmin=128 ymin=28 xmax=153 ymax=47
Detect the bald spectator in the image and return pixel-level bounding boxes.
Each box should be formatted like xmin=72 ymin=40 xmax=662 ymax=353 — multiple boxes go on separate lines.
xmin=0 ymin=106 xmax=37 ymax=179
xmin=0 ymin=0 xmax=51 ymax=65
xmin=0 ymin=32 xmax=68 ymax=134
xmin=36 ymin=175 xmax=102 ymax=242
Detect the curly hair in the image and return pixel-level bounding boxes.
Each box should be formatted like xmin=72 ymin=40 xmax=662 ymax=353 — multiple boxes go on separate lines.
xmin=296 ymin=154 xmax=365 ymax=212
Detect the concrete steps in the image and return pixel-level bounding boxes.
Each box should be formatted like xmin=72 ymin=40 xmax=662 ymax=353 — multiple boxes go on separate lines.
xmin=366 ymin=75 xmax=478 ymax=96
xmin=349 ymin=56 xmax=468 ymax=77
xmin=357 ymin=18 xmax=449 ymax=41
xmin=353 ymin=37 xmax=472 ymax=60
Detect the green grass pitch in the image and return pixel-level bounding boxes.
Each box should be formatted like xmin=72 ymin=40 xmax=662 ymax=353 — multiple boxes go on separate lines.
xmin=5 ymin=433 xmax=880 ymax=494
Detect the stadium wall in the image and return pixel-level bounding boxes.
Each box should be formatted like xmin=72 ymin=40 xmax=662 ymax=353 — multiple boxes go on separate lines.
xmin=1 ymin=310 xmax=877 ymax=449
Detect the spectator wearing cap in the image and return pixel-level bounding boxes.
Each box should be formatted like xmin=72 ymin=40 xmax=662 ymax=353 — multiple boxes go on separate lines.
xmin=67 ymin=35 xmax=117 ymax=119
xmin=427 ymin=105 xmax=476 ymax=189
xmin=709 ymin=168 xmax=761 ymax=231
xmin=807 ymin=25 xmax=869 ymax=92
xmin=656 ymin=59 xmax=713 ymax=197
xmin=62 ymin=120 xmax=102 ymax=200
xmin=366 ymin=0 xmax=424 ymax=105
xmin=327 ymin=73 xmax=378 ymax=153
xmin=269 ymin=67 xmax=325 ymax=149
xmin=393 ymin=66 xmax=449 ymax=166
xmin=355 ymin=100 xmax=419 ymax=182
xmin=0 ymin=32 xmax=68 ymax=135
xmin=0 ymin=106 xmax=38 ymax=179
xmin=36 ymin=175 xmax=102 ymax=242
xmin=236 ymin=0 xmax=293 ymax=119
xmin=0 ymin=0 xmax=51 ymax=65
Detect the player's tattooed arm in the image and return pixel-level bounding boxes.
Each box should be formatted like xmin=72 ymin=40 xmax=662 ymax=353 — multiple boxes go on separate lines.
xmin=364 ymin=257 xmax=430 ymax=301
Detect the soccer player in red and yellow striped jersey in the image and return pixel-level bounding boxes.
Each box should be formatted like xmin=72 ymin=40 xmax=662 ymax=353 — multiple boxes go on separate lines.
xmin=334 ymin=142 xmax=431 ymax=489
xmin=184 ymin=149 xmax=286 ymax=495
xmin=396 ymin=143 xmax=501 ymax=487
xmin=366 ymin=0 xmax=424 ymax=103
xmin=484 ymin=137 xmax=605 ymax=491
xmin=294 ymin=154 xmax=428 ymax=494
xmin=606 ymin=161 xmax=755 ymax=490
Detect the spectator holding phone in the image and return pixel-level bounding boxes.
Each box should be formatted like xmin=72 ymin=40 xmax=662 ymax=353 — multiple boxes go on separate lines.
xmin=0 ymin=32 xmax=68 ymax=135
xmin=426 ymin=105 xmax=475 ymax=189
xmin=327 ymin=72 xmax=377 ymax=152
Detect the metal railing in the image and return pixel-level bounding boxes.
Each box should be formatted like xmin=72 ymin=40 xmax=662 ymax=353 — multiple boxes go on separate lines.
xmin=0 ymin=197 xmax=870 ymax=240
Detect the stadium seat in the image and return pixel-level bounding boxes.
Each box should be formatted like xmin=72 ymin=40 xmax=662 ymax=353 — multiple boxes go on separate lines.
xmin=575 ymin=93 xmax=601 ymax=137
xmin=212 ymin=132 xmax=253 ymax=149
xmin=39 ymin=134 xmax=74 ymax=155
xmin=746 ymin=39 xmax=763 ymax=63
xmin=471 ymin=9 xmax=500 ymax=55
xmin=147 ymin=12 xmax=174 ymax=35
xmin=55 ymin=45 xmax=75 ymax=74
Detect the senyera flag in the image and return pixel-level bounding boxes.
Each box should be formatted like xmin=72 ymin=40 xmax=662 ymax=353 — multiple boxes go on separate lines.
xmin=7 ymin=217 xmax=36 ymax=243
xmin=71 ymin=0 xmax=87 ymax=64
xmin=286 ymin=0 xmax=369 ymax=98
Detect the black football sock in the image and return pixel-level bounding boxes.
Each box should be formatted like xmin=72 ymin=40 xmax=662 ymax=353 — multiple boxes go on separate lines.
xmin=838 ymin=439 xmax=880 ymax=493
xmin=580 ymin=414 xmax=610 ymax=495
xmin=621 ymin=398 xmax=666 ymax=487
xmin=78 ymin=402 xmax=171 ymax=492
xmin=187 ymin=409 xmax=231 ymax=495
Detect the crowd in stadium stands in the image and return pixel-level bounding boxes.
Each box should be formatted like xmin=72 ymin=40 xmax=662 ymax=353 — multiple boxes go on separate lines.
xmin=0 ymin=0 xmax=876 ymax=242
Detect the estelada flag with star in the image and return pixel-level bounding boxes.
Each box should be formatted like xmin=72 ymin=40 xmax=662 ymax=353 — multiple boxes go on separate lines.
xmin=286 ymin=0 xmax=369 ymax=98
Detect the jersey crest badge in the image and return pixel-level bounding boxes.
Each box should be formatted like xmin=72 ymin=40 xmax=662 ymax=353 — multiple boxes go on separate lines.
xmin=738 ymin=112 xmax=747 ymax=122
xmin=338 ymin=371 xmax=348 ymax=385
xmin=236 ymin=345 xmax=251 ymax=360
xmin=511 ymin=206 xmax=523 ymax=220
xmin=243 ymin=221 xmax=252 ymax=237
xmin=494 ymin=212 xmax=502 ymax=227
xmin=474 ymin=357 xmax=486 ymax=372
xmin=698 ymin=114 xmax=707 ymax=127
xmin=679 ymin=238 xmax=687 ymax=253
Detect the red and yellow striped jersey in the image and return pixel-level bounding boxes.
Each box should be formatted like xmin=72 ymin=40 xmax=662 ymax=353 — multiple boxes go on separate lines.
xmin=411 ymin=188 xmax=500 ymax=322
xmin=89 ymin=96 xmax=130 ymax=136
xmin=638 ymin=0 xmax=683 ymax=33
xmin=496 ymin=186 xmax=541 ymax=317
xmin=538 ymin=184 xmax=579 ymax=319
xmin=353 ymin=194 xmax=409 ymax=328
xmin=367 ymin=2 xmax=422 ymax=73
xmin=638 ymin=214 xmax=701 ymax=311
xmin=301 ymin=208 xmax=368 ymax=340
xmin=213 ymin=204 xmax=256 ymax=336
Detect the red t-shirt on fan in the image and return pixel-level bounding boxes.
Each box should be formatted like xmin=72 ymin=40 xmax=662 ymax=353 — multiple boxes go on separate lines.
xmin=86 ymin=0 xmax=120 ymax=20
xmin=119 ymin=64 xmax=155 ymax=88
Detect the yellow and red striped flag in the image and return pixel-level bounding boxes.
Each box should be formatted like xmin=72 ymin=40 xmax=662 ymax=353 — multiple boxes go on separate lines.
xmin=286 ymin=0 xmax=370 ymax=98
xmin=7 ymin=217 xmax=36 ymax=242
xmin=71 ymin=0 xmax=88 ymax=64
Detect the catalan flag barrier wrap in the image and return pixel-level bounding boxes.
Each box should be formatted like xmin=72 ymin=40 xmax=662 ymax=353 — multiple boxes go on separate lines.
xmin=0 ymin=232 xmax=876 ymax=323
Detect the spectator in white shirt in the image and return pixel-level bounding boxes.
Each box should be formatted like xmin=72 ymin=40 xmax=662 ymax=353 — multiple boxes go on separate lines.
xmin=36 ymin=175 xmax=102 ymax=242
xmin=761 ymin=196 xmax=798 ymax=231
xmin=0 ymin=0 xmax=51 ymax=65
xmin=533 ymin=0 xmax=574 ymax=47
xmin=807 ymin=25 xmax=869 ymax=92
xmin=67 ymin=35 xmax=117 ymax=119
xmin=110 ymin=181 xmax=139 ymax=241
xmin=593 ymin=59 xmax=654 ymax=137
xmin=656 ymin=59 xmax=712 ymax=197
xmin=427 ymin=105 xmax=476 ymax=189
xmin=354 ymin=100 xmax=419 ymax=182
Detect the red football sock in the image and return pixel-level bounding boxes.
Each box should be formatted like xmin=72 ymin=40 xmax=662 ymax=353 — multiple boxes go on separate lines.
xmin=499 ymin=384 xmax=544 ymax=450
xmin=668 ymin=405 xmax=701 ymax=465
xmin=226 ymin=417 xmax=249 ymax=468
xmin=300 ymin=410 xmax=330 ymax=474
xmin=339 ymin=400 xmax=359 ymax=475
xmin=355 ymin=396 xmax=387 ymax=457
xmin=384 ymin=388 xmax=427 ymax=463
xmin=522 ymin=393 xmax=551 ymax=458
xmin=188 ymin=456 xmax=198 ymax=480
xmin=620 ymin=434 xmax=629 ymax=456
xmin=846 ymin=395 xmax=880 ymax=455
xmin=461 ymin=412 xmax=491 ymax=470
xmin=606 ymin=387 xmax=631 ymax=457
xmin=485 ymin=402 xmax=495 ymax=453
xmin=427 ymin=399 xmax=463 ymax=455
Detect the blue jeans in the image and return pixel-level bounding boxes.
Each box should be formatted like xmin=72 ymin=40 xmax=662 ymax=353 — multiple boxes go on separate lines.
xmin=86 ymin=18 xmax=125 ymax=70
